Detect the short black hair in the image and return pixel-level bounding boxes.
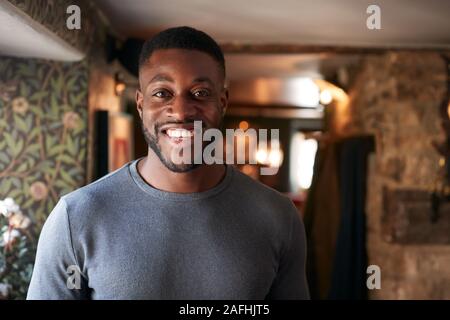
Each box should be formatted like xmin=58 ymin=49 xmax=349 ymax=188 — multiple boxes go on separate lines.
xmin=138 ymin=26 xmax=225 ymax=78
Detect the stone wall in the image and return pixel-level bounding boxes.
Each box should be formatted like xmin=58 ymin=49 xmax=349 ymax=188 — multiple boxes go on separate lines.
xmin=330 ymin=52 xmax=450 ymax=299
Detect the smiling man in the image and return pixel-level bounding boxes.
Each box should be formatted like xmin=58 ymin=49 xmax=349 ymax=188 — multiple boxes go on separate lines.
xmin=27 ymin=27 xmax=309 ymax=300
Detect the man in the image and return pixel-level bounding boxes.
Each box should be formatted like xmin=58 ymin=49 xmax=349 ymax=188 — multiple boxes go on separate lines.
xmin=27 ymin=27 xmax=309 ymax=300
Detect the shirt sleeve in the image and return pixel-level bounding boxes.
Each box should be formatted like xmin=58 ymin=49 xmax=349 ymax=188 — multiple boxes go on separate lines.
xmin=265 ymin=202 xmax=310 ymax=300
xmin=26 ymin=198 xmax=90 ymax=300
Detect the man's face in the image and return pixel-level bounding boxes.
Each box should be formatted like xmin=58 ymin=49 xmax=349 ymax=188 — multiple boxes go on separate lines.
xmin=136 ymin=49 xmax=228 ymax=172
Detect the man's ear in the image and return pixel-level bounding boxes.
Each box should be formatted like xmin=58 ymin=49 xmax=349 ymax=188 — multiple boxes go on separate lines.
xmin=136 ymin=89 xmax=143 ymax=119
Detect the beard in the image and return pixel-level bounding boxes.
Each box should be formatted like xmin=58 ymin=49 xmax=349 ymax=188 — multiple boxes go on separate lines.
xmin=140 ymin=117 xmax=201 ymax=173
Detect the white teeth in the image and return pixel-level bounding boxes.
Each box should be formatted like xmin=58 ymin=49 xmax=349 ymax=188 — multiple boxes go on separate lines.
xmin=168 ymin=129 xmax=181 ymax=138
xmin=166 ymin=129 xmax=193 ymax=138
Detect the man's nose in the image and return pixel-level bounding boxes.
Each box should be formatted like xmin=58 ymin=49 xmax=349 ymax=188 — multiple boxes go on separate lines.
xmin=167 ymin=95 xmax=197 ymax=121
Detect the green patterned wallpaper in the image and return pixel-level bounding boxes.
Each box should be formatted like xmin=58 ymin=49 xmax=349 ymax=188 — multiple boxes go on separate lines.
xmin=0 ymin=57 xmax=88 ymax=226
xmin=0 ymin=0 xmax=111 ymax=300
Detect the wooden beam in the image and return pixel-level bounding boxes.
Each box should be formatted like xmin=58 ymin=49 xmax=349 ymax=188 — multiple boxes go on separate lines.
xmin=220 ymin=43 xmax=450 ymax=54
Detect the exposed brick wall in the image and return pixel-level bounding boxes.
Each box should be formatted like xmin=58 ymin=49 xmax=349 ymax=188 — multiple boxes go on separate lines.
xmin=330 ymin=52 xmax=450 ymax=299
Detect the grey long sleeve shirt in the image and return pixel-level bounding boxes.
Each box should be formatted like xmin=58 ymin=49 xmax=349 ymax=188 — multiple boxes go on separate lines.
xmin=27 ymin=159 xmax=309 ymax=300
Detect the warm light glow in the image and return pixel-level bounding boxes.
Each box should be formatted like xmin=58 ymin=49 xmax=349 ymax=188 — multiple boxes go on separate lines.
xmin=448 ymin=102 xmax=450 ymax=119
xmin=297 ymin=139 xmax=317 ymax=189
xmin=288 ymin=77 xmax=320 ymax=108
xmin=314 ymin=79 xmax=349 ymax=103
xmin=242 ymin=164 xmax=254 ymax=175
xmin=256 ymin=145 xmax=283 ymax=168
xmin=268 ymin=148 xmax=284 ymax=168
xmin=239 ymin=120 xmax=249 ymax=131
xmin=115 ymin=83 xmax=126 ymax=95
xmin=290 ymin=132 xmax=318 ymax=191
xmin=314 ymin=79 xmax=350 ymax=135
xmin=320 ymin=90 xmax=333 ymax=105
xmin=256 ymin=149 xmax=268 ymax=164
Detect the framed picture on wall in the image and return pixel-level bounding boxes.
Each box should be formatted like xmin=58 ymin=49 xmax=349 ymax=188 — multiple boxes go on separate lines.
xmin=108 ymin=112 xmax=134 ymax=172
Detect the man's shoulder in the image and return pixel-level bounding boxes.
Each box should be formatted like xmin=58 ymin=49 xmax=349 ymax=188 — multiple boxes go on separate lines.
xmin=231 ymin=167 xmax=292 ymax=204
xmin=230 ymin=167 xmax=301 ymax=239
xmin=61 ymin=161 xmax=134 ymax=210
xmin=230 ymin=167 xmax=297 ymax=219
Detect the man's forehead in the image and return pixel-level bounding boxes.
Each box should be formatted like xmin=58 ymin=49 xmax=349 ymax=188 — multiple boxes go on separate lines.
xmin=139 ymin=49 xmax=223 ymax=87
xmin=146 ymin=48 xmax=218 ymax=69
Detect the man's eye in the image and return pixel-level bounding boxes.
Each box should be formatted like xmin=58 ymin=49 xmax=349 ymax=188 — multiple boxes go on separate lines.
xmin=153 ymin=90 xmax=171 ymax=98
xmin=192 ymin=89 xmax=210 ymax=98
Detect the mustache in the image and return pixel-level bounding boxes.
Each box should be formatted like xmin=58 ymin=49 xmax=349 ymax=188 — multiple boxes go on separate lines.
xmin=154 ymin=119 xmax=207 ymax=133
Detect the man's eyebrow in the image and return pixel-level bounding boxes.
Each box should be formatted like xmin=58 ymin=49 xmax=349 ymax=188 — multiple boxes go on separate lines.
xmin=192 ymin=77 xmax=214 ymax=86
xmin=145 ymin=75 xmax=215 ymax=89
xmin=149 ymin=74 xmax=174 ymax=84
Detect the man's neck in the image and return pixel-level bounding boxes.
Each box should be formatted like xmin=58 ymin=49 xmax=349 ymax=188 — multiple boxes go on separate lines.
xmin=137 ymin=152 xmax=226 ymax=193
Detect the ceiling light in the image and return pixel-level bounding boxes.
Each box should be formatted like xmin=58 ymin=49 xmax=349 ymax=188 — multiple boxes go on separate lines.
xmin=320 ymin=90 xmax=333 ymax=105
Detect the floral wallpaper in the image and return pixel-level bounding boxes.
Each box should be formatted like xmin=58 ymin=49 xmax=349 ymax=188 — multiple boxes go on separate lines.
xmin=0 ymin=57 xmax=88 ymax=225
xmin=0 ymin=57 xmax=89 ymax=299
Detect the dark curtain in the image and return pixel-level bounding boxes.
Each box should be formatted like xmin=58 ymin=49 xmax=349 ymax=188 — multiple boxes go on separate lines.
xmin=304 ymin=142 xmax=341 ymax=299
xmin=328 ymin=136 xmax=374 ymax=299
xmin=305 ymin=136 xmax=374 ymax=300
